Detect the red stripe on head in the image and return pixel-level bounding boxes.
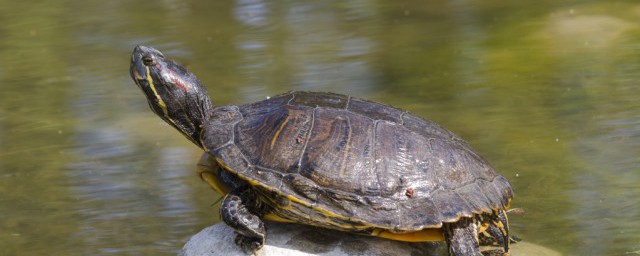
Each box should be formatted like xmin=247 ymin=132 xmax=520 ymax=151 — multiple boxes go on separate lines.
xmin=169 ymin=69 xmax=190 ymax=92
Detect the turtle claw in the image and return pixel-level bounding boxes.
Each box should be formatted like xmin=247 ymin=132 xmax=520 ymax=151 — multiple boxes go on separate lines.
xmin=234 ymin=234 xmax=263 ymax=253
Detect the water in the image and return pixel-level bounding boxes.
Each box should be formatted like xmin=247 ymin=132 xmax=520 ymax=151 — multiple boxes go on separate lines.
xmin=0 ymin=1 xmax=638 ymax=255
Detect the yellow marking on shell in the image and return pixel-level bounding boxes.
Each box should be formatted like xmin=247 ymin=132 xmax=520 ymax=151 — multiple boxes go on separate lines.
xmin=214 ymin=158 xmax=266 ymax=189
xmin=338 ymin=116 xmax=352 ymax=178
xmin=285 ymin=194 xmax=310 ymax=209
xmin=264 ymin=213 xmax=295 ymax=223
xmin=270 ymin=115 xmax=291 ymax=150
xmin=371 ymin=228 xmax=445 ymax=242
xmin=145 ymin=66 xmax=169 ymax=117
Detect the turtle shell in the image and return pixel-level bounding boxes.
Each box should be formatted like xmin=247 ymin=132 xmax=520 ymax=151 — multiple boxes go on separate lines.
xmin=202 ymin=91 xmax=513 ymax=232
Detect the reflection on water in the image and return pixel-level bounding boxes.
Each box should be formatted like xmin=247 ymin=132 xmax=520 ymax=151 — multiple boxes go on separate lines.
xmin=0 ymin=0 xmax=638 ymax=255
xmin=233 ymin=0 xmax=380 ymax=101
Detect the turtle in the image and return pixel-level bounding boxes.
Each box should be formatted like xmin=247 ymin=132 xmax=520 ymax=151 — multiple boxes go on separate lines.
xmin=129 ymin=45 xmax=514 ymax=256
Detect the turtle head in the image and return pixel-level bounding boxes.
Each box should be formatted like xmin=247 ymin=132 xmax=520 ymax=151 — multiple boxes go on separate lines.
xmin=130 ymin=45 xmax=213 ymax=148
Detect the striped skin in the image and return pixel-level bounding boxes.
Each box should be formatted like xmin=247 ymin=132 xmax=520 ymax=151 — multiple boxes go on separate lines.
xmin=201 ymin=91 xmax=513 ymax=236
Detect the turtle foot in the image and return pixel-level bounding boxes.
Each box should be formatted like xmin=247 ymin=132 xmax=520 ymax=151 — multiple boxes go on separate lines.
xmin=234 ymin=234 xmax=263 ymax=253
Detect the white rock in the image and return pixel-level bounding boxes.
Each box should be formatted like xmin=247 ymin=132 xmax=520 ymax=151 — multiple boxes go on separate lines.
xmin=180 ymin=222 xmax=445 ymax=256
xmin=180 ymin=222 xmax=561 ymax=256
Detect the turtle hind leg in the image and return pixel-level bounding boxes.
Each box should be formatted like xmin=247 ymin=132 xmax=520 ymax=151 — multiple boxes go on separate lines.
xmin=220 ymin=186 xmax=267 ymax=253
xmin=444 ymin=217 xmax=482 ymax=256
xmin=491 ymin=210 xmax=511 ymax=253
xmin=479 ymin=210 xmax=513 ymax=255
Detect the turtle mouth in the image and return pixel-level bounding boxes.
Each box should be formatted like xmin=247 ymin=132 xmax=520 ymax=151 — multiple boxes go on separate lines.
xmin=129 ymin=64 xmax=146 ymax=87
xmin=130 ymin=46 xmax=152 ymax=85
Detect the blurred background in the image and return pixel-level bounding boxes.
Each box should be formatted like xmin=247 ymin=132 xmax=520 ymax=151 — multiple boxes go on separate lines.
xmin=0 ymin=0 xmax=639 ymax=255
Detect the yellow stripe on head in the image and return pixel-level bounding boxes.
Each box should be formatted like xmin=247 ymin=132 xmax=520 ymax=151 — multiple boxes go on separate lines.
xmin=145 ymin=66 xmax=169 ymax=117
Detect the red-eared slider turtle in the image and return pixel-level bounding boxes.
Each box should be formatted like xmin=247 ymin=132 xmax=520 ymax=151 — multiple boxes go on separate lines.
xmin=130 ymin=45 xmax=514 ymax=256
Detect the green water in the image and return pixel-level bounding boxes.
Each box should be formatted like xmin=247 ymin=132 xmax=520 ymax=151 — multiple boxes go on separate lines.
xmin=0 ymin=1 xmax=638 ymax=255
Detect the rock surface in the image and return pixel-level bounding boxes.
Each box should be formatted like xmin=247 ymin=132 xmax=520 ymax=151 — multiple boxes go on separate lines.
xmin=180 ymin=222 xmax=560 ymax=256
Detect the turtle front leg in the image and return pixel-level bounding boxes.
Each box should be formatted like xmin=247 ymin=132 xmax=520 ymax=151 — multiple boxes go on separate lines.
xmin=220 ymin=186 xmax=266 ymax=253
xmin=444 ymin=217 xmax=482 ymax=256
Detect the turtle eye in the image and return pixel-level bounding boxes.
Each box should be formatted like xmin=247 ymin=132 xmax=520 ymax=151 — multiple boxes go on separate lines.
xmin=142 ymin=55 xmax=154 ymax=66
